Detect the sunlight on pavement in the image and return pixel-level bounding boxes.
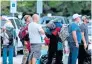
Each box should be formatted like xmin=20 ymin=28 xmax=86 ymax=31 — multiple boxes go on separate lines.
xmin=0 ymin=55 xmax=23 ymax=64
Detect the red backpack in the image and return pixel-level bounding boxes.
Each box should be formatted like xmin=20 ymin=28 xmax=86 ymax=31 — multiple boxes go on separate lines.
xmin=18 ymin=25 xmax=28 ymax=40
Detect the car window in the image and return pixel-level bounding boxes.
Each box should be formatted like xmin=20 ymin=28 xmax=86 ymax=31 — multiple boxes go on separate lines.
xmin=15 ymin=19 xmax=22 ymax=29
xmin=88 ymin=28 xmax=92 ymax=36
xmin=66 ymin=18 xmax=69 ymax=24
xmin=64 ymin=18 xmax=69 ymax=24
xmin=41 ymin=16 xmax=69 ymax=25
xmin=1 ymin=18 xmax=15 ymax=29
xmin=9 ymin=19 xmax=22 ymax=29
xmin=58 ymin=19 xmax=63 ymax=24
xmin=1 ymin=19 xmax=7 ymax=27
xmin=88 ymin=22 xmax=92 ymax=26
xmin=88 ymin=23 xmax=92 ymax=36
xmin=9 ymin=19 xmax=16 ymax=28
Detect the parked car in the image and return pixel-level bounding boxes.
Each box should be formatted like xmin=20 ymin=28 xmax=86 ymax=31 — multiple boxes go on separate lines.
xmin=40 ymin=16 xmax=70 ymax=33
xmin=88 ymin=24 xmax=92 ymax=43
xmin=1 ymin=16 xmax=23 ymax=56
xmin=88 ymin=20 xmax=92 ymax=50
xmin=40 ymin=16 xmax=69 ymax=24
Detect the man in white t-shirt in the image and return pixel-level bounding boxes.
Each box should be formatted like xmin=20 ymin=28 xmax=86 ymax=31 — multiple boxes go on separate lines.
xmin=28 ymin=14 xmax=45 ymax=64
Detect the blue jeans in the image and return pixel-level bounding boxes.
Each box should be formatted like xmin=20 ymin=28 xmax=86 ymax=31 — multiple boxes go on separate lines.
xmin=3 ymin=45 xmax=14 ymax=64
xmin=68 ymin=42 xmax=79 ymax=64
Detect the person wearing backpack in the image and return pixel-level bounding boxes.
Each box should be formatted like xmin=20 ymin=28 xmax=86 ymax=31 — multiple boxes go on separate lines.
xmin=28 ymin=14 xmax=46 ymax=64
xmin=46 ymin=20 xmax=64 ymax=64
xmin=1 ymin=21 xmax=16 ymax=64
xmin=21 ymin=15 xmax=32 ymax=64
xmin=68 ymin=14 xmax=82 ymax=64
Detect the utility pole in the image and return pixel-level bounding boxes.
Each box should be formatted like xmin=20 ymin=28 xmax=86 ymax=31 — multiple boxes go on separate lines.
xmin=37 ymin=0 xmax=43 ymax=18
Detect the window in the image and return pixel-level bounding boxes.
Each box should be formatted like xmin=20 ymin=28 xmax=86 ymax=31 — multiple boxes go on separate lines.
xmin=64 ymin=18 xmax=69 ymax=24
xmin=9 ymin=19 xmax=16 ymax=28
xmin=1 ymin=20 xmax=7 ymax=27
xmin=88 ymin=27 xmax=92 ymax=36
xmin=15 ymin=19 xmax=22 ymax=29
xmin=10 ymin=19 xmax=22 ymax=29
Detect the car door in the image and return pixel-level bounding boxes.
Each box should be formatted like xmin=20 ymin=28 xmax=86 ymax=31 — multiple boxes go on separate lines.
xmin=9 ymin=18 xmax=23 ymax=51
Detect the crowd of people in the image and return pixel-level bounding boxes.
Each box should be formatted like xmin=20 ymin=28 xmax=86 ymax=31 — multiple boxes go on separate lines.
xmin=1 ymin=13 xmax=90 ymax=64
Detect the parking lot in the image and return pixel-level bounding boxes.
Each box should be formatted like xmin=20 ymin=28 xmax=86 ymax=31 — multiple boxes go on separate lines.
xmin=0 ymin=55 xmax=23 ymax=64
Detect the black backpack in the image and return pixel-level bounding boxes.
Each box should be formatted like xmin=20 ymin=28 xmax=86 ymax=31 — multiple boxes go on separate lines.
xmin=6 ymin=27 xmax=14 ymax=45
xmin=40 ymin=54 xmax=56 ymax=64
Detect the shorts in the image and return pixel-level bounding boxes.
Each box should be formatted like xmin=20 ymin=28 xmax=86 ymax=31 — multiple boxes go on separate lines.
xmin=28 ymin=44 xmax=41 ymax=60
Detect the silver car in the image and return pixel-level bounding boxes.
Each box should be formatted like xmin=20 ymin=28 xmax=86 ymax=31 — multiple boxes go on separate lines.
xmin=88 ymin=20 xmax=92 ymax=50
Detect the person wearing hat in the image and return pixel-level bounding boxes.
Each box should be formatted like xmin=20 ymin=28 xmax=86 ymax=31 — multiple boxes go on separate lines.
xmin=78 ymin=15 xmax=89 ymax=64
xmin=68 ymin=14 xmax=82 ymax=64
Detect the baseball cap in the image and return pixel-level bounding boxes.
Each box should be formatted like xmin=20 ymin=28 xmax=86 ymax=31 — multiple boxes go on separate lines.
xmin=82 ymin=15 xmax=89 ymax=20
xmin=73 ymin=13 xmax=81 ymax=19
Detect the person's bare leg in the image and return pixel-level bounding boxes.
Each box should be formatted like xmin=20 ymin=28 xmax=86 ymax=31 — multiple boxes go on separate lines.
xmin=32 ymin=58 xmax=36 ymax=64
xmin=28 ymin=59 xmax=32 ymax=64
xmin=22 ymin=41 xmax=28 ymax=64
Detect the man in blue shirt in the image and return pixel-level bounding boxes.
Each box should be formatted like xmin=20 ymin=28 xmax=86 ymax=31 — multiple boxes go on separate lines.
xmin=68 ymin=14 xmax=82 ymax=64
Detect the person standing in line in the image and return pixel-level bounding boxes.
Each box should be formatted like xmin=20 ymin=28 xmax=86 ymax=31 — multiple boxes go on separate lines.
xmin=1 ymin=20 xmax=16 ymax=64
xmin=78 ymin=15 xmax=89 ymax=64
xmin=28 ymin=14 xmax=45 ymax=64
xmin=68 ymin=14 xmax=82 ymax=64
xmin=46 ymin=21 xmax=63 ymax=64
xmin=21 ymin=15 xmax=32 ymax=64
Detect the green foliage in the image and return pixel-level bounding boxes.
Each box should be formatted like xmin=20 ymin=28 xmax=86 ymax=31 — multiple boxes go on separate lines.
xmin=1 ymin=1 xmax=91 ymax=16
xmin=1 ymin=1 xmax=10 ymax=15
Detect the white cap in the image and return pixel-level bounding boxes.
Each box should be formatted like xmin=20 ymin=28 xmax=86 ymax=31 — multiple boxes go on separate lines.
xmin=73 ymin=14 xmax=81 ymax=19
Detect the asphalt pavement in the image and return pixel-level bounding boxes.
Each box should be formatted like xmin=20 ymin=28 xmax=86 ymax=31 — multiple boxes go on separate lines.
xmin=0 ymin=45 xmax=83 ymax=64
xmin=0 ymin=55 xmax=23 ymax=64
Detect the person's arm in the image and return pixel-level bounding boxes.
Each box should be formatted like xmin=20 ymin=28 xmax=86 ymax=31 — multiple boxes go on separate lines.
xmin=80 ymin=24 xmax=87 ymax=49
xmin=71 ymin=24 xmax=79 ymax=47
xmin=72 ymin=31 xmax=78 ymax=43
xmin=38 ymin=24 xmax=45 ymax=35
xmin=81 ymin=31 xmax=87 ymax=49
xmin=72 ymin=31 xmax=79 ymax=47
xmin=39 ymin=28 xmax=45 ymax=35
xmin=81 ymin=32 xmax=86 ymax=43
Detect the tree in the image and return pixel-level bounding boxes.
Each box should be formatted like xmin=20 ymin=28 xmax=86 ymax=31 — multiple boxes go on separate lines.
xmin=1 ymin=1 xmax=91 ymax=17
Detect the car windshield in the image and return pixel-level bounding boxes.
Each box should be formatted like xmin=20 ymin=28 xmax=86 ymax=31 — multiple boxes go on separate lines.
xmin=9 ymin=19 xmax=22 ymax=29
xmin=41 ymin=16 xmax=69 ymax=24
